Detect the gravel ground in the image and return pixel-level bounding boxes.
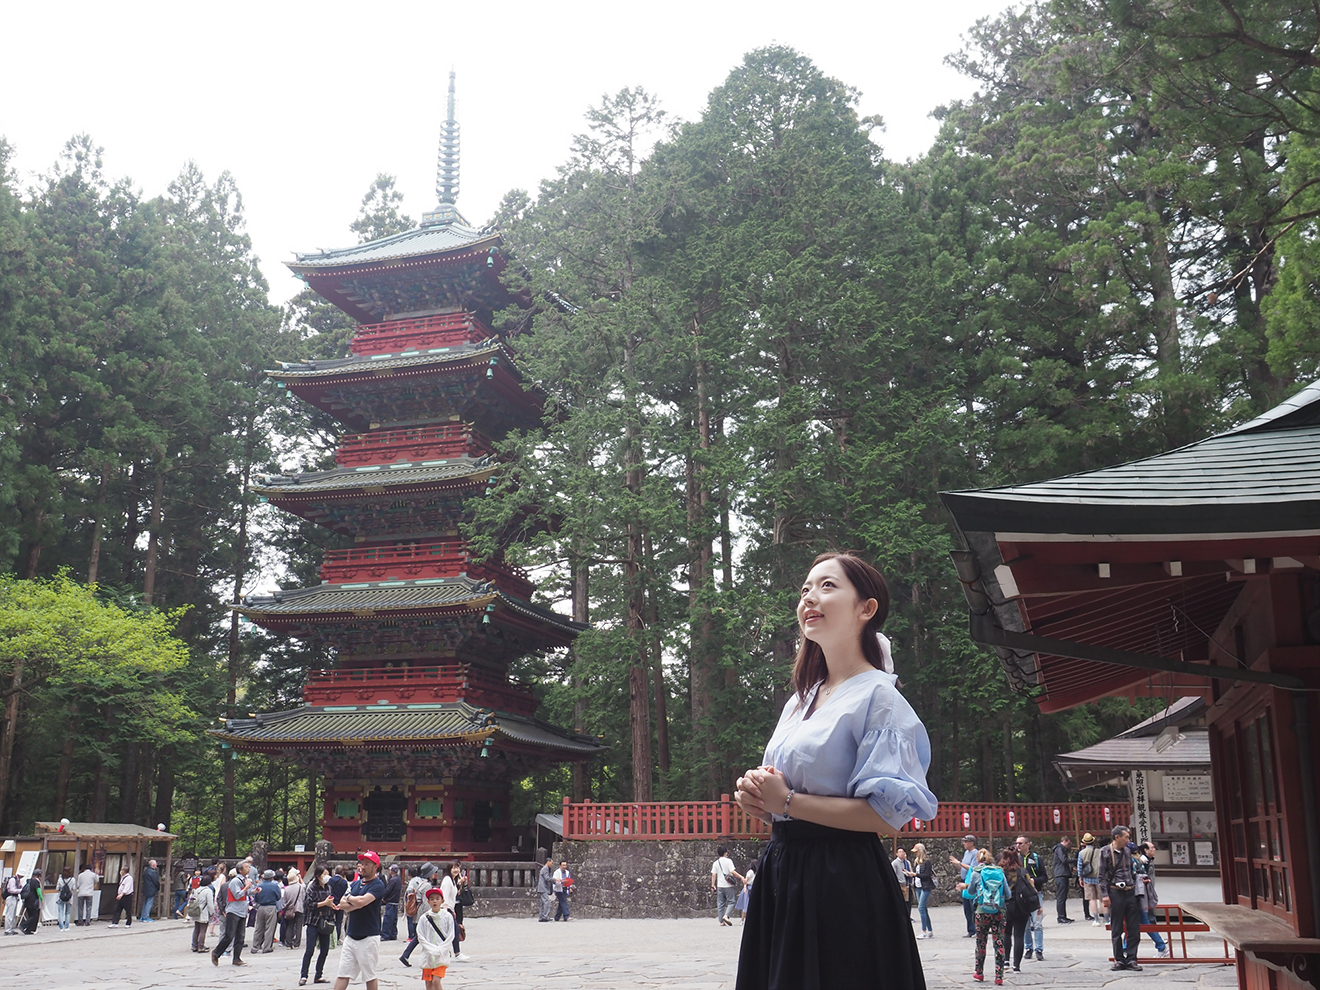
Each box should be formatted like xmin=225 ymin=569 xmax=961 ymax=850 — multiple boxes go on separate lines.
xmin=0 ymin=883 xmax=1236 ymax=990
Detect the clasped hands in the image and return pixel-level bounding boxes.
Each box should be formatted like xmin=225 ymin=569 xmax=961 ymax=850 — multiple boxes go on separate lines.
xmin=735 ymin=765 xmax=791 ymax=824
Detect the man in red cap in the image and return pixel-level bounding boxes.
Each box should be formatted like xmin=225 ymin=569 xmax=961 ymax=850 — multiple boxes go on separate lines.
xmin=333 ymin=851 xmax=387 ymax=990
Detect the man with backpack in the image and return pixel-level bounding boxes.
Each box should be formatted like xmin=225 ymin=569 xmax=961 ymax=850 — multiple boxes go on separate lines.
xmin=1051 ymin=835 xmax=1074 ymax=923
xmin=399 ymin=862 xmax=435 ymax=968
xmin=5 ymin=870 xmax=25 ymax=934
xmin=55 ymin=867 xmax=76 ymax=930
xmin=19 ymin=869 xmax=42 ymax=934
xmin=211 ymin=861 xmax=255 ymax=967
xmin=1077 ymin=833 xmax=1102 ymax=924
xmin=710 ymin=846 xmax=744 ymax=927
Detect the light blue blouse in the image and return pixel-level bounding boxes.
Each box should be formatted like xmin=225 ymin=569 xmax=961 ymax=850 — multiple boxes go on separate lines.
xmin=761 ymin=668 xmax=938 ymax=831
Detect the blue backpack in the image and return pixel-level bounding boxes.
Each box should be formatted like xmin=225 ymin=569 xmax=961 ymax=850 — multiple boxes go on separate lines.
xmin=975 ymin=866 xmax=1006 ymax=914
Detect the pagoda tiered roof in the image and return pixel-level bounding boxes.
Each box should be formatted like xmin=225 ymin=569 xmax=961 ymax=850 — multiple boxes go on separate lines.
xmin=239 ymin=576 xmax=582 ymax=639
xmin=238 ymin=576 xmax=584 ymax=669
xmin=253 ymin=456 xmax=496 ymax=497
xmin=286 ymin=224 xmax=511 ymax=325
xmin=213 ymin=700 xmax=604 ymax=778
xmin=268 ymin=339 xmax=540 ymax=434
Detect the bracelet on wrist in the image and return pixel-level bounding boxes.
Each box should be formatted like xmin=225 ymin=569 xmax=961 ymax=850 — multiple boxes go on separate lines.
xmin=783 ymin=789 xmax=795 ymax=819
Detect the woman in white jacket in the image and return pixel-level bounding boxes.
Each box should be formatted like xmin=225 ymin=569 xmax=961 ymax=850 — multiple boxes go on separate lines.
xmin=189 ymin=872 xmax=218 ymax=953
xmin=416 ymin=888 xmax=455 ymax=989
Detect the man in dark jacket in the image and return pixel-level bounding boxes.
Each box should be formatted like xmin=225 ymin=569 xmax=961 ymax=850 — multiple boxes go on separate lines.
xmin=139 ymin=859 xmax=161 ymax=922
xmin=19 ymin=870 xmax=42 ymax=934
xmin=1051 ymin=836 xmax=1074 ymax=923
xmin=380 ymin=863 xmax=401 ymax=940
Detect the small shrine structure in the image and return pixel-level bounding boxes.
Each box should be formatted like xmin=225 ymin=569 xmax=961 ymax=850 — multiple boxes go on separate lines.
xmin=942 ymin=381 xmax=1320 ymax=990
xmin=1054 ymin=697 xmax=1217 ymax=875
xmin=214 ymin=74 xmax=603 ymax=860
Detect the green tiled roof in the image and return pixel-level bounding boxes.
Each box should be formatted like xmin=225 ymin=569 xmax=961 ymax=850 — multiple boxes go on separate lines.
xmin=212 ymin=700 xmax=604 ymax=755
xmin=288 ymin=223 xmax=499 ymax=272
xmin=240 ymin=576 xmax=496 ymax=615
xmin=942 ymin=383 xmax=1320 ymax=537
xmin=238 ymin=579 xmax=585 ymax=634
xmin=268 ymin=340 xmax=509 ymax=381
xmin=251 ymin=457 xmax=494 ymax=498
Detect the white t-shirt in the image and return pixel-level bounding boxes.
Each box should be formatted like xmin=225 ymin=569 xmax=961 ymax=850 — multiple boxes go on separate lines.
xmin=712 ymin=857 xmax=736 ymax=888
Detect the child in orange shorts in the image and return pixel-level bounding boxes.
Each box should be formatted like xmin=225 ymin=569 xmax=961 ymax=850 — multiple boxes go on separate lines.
xmin=416 ymin=886 xmax=455 ymax=989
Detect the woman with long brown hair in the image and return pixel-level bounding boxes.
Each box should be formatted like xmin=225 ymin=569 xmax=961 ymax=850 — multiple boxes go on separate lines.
xmin=734 ymin=552 xmax=938 ymax=990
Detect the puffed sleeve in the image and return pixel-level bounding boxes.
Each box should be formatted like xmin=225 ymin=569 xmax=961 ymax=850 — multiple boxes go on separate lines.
xmin=847 ymin=680 xmax=939 ymax=830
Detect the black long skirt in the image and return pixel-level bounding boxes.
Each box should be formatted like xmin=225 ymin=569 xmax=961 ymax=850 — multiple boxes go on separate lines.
xmin=736 ymin=820 xmax=927 ymax=990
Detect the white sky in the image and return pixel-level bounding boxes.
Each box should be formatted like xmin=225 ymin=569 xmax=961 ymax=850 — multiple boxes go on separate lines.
xmin=2 ymin=0 xmax=1011 ymax=305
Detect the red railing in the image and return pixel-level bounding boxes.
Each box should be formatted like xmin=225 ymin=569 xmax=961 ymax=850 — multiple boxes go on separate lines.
xmin=335 ymin=424 xmax=492 ymax=467
xmin=319 ymin=540 xmax=533 ymax=598
xmin=304 ymin=664 xmax=539 ymax=716
xmin=562 ymin=798 xmax=1130 ymax=841
xmin=350 ymin=313 xmax=493 ymax=356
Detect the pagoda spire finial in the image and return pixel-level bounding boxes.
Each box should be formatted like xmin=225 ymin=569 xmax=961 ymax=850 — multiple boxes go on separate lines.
xmin=423 ymin=70 xmax=463 ymax=227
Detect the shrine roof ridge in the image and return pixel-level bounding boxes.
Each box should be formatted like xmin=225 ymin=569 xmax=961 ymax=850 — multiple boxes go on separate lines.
xmin=236 ymin=579 xmax=586 ymax=632
xmin=1053 ymin=730 xmax=1210 ymax=770
xmin=288 ymin=222 xmax=499 ymax=272
xmin=252 ymin=456 xmax=496 ymax=495
xmin=211 ymin=700 xmax=605 ymax=754
xmin=941 ymin=421 xmax=1320 ymax=536
xmin=238 ymin=575 xmax=498 ymax=613
xmin=268 ymin=338 xmax=511 ymax=379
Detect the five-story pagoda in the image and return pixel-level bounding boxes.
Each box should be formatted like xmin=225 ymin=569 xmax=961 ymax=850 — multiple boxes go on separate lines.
xmin=214 ymin=75 xmax=602 ymax=858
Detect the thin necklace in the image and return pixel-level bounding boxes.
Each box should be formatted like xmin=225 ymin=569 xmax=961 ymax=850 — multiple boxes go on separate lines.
xmin=818 ymin=665 xmax=869 ymax=702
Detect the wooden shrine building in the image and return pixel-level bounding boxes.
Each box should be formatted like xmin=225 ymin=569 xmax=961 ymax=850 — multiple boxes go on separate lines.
xmin=942 ymin=381 xmax=1320 ymax=990
xmin=1053 ymin=697 xmax=1218 ymax=876
xmin=213 ymin=74 xmax=603 ymax=860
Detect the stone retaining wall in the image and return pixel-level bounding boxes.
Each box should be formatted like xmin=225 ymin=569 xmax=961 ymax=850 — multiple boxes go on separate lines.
xmin=551 ymin=833 xmax=1084 ymax=919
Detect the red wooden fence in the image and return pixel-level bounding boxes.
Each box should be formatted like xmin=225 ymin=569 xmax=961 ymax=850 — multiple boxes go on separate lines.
xmin=561 ymin=797 xmax=1130 ymax=841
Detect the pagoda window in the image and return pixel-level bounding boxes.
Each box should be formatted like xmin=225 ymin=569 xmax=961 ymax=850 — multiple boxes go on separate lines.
xmin=335 ymin=799 xmax=360 ymax=819
xmin=454 ymin=799 xmax=466 ymax=820
xmin=415 ymin=798 xmax=442 ymax=819
xmin=362 ymin=784 xmax=408 ymax=842
xmin=472 ymin=800 xmax=493 ymax=842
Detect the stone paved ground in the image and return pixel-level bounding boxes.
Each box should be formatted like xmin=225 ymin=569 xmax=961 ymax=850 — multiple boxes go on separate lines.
xmin=1 ymin=884 xmax=1237 ymax=990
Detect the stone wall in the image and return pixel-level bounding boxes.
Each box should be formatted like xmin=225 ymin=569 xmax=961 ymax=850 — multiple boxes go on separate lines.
xmin=551 ymin=833 xmax=1085 ymax=918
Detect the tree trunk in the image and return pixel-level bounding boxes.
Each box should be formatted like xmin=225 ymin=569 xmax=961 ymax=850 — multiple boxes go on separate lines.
xmin=980 ymin=731 xmax=995 ymax=801
xmin=54 ymin=709 xmax=77 ymax=819
xmin=569 ymin=555 xmax=590 ymax=802
xmin=120 ymin=743 xmax=140 ymax=822
xmin=142 ymin=468 xmax=165 ymax=606
xmin=622 ymin=333 xmax=652 ymax=802
xmin=224 ymin=425 xmax=256 ymax=857
xmin=0 ymin=659 xmax=24 ymax=829
xmin=90 ymin=746 xmax=109 ymax=822
xmin=87 ymin=464 xmax=110 ymax=585
xmin=643 ymin=533 xmax=670 ymax=780
xmin=307 ymin=770 xmax=319 ymax=850
xmin=23 ymin=515 xmax=45 ymax=578
xmin=1002 ymin=721 xmax=1016 ymax=802
xmin=153 ymin=752 xmax=175 ymax=833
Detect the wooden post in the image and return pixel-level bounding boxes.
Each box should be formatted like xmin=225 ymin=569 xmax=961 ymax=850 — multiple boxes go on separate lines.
xmin=720 ymin=794 xmax=731 ymax=837
xmin=562 ymin=796 xmax=572 ymax=839
xmin=161 ymin=836 xmax=172 ymax=921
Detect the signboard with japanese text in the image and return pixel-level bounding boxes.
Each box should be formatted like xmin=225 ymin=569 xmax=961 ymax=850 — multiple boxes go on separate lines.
xmin=1131 ymin=770 xmax=1152 ymax=843
xmin=1163 ymin=775 xmax=1213 ymax=803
